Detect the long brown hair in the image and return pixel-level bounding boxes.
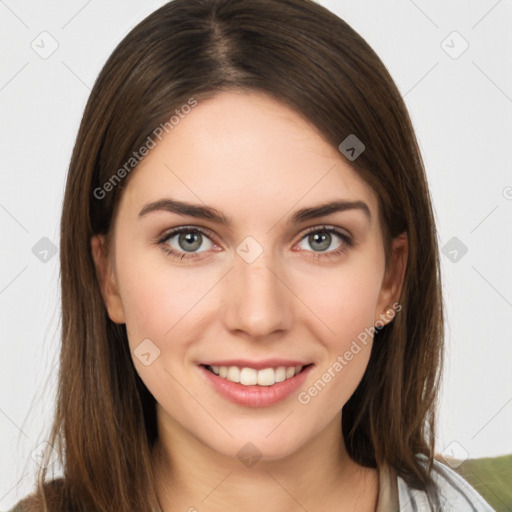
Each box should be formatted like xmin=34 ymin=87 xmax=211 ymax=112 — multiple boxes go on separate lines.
xmin=20 ymin=0 xmax=444 ymax=509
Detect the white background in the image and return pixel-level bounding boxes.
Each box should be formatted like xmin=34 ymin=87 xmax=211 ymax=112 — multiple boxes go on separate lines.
xmin=1 ymin=0 xmax=511 ymax=509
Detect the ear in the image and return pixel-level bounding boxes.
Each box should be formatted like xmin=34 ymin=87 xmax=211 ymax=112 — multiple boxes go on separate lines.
xmin=91 ymin=234 xmax=126 ymax=324
xmin=374 ymin=232 xmax=408 ymax=326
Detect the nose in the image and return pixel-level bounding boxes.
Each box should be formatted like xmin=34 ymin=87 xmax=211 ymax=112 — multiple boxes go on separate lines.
xmin=221 ymin=247 xmax=294 ymax=339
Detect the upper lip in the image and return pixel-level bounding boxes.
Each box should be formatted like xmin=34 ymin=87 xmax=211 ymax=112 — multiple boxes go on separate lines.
xmin=199 ymin=359 xmax=312 ymax=370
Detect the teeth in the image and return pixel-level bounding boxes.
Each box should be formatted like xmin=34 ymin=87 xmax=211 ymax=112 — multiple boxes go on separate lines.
xmin=275 ymin=367 xmax=286 ymax=383
xmin=257 ymin=368 xmax=275 ymax=386
xmin=227 ymin=366 xmax=240 ymax=383
xmin=240 ymin=367 xmax=258 ymax=385
xmin=208 ymin=365 xmax=303 ymax=386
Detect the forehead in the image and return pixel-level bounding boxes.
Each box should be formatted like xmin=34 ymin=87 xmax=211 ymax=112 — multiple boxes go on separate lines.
xmin=119 ymin=90 xmax=379 ymax=226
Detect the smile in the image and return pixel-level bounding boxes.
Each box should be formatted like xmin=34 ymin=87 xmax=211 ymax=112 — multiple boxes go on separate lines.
xmin=206 ymin=364 xmax=304 ymax=386
xmin=198 ymin=362 xmax=314 ymax=407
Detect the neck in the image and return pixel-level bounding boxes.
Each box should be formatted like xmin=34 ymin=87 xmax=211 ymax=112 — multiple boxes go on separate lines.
xmin=151 ymin=407 xmax=378 ymax=512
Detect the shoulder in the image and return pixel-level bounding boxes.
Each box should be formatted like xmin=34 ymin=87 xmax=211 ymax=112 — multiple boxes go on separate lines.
xmin=6 ymin=478 xmax=66 ymax=512
xmin=6 ymin=494 xmax=48 ymax=512
xmin=396 ymin=454 xmax=495 ymax=511
xmin=6 ymin=497 xmax=38 ymax=512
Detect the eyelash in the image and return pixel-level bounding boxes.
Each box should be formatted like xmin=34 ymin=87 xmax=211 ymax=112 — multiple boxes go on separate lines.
xmin=156 ymin=225 xmax=353 ymax=262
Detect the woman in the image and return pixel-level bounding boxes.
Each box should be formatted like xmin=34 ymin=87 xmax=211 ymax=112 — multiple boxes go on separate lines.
xmin=10 ymin=0 xmax=493 ymax=510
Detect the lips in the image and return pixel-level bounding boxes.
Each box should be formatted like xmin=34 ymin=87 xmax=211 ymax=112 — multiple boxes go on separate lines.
xmin=198 ymin=360 xmax=314 ymax=408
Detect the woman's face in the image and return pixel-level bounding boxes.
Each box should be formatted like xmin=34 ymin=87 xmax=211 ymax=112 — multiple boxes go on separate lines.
xmin=92 ymin=90 xmax=406 ymax=461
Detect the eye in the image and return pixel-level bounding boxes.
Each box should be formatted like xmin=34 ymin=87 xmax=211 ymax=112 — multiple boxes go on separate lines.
xmin=296 ymin=226 xmax=353 ymax=258
xmin=157 ymin=226 xmax=216 ymax=260
xmin=156 ymin=224 xmax=353 ymax=262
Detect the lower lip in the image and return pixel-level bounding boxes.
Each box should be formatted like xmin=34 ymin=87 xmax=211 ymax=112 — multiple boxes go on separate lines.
xmin=199 ymin=365 xmax=313 ymax=408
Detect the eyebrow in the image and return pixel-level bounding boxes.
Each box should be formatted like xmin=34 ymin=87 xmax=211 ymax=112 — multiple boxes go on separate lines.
xmin=138 ymin=198 xmax=371 ymax=226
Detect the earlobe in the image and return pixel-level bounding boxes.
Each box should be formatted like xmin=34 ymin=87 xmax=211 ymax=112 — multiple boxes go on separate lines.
xmin=374 ymin=232 xmax=408 ymax=327
xmin=90 ymin=234 xmax=126 ymax=324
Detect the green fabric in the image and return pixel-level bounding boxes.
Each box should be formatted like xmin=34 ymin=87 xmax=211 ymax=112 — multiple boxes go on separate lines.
xmin=452 ymin=454 xmax=512 ymax=511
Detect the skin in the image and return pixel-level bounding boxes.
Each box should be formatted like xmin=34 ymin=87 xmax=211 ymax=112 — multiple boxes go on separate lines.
xmin=92 ymin=90 xmax=408 ymax=512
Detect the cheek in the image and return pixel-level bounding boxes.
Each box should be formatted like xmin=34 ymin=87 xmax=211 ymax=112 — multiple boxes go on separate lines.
xmin=302 ymin=253 xmax=385 ymax=345
xmin=294 ymin=253 xmax=384 ymax=409
xmin=114 ymin=238 xmax=208 ymax=349
xmin=114 ymin=248 xmax=210 ymax=412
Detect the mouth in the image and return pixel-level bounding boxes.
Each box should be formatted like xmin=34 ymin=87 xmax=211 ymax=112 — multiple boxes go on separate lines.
xmin=198 ymin=362 xmax=314 ymax=408
xmin=201 ymin=363 xmax=312 ymax=386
